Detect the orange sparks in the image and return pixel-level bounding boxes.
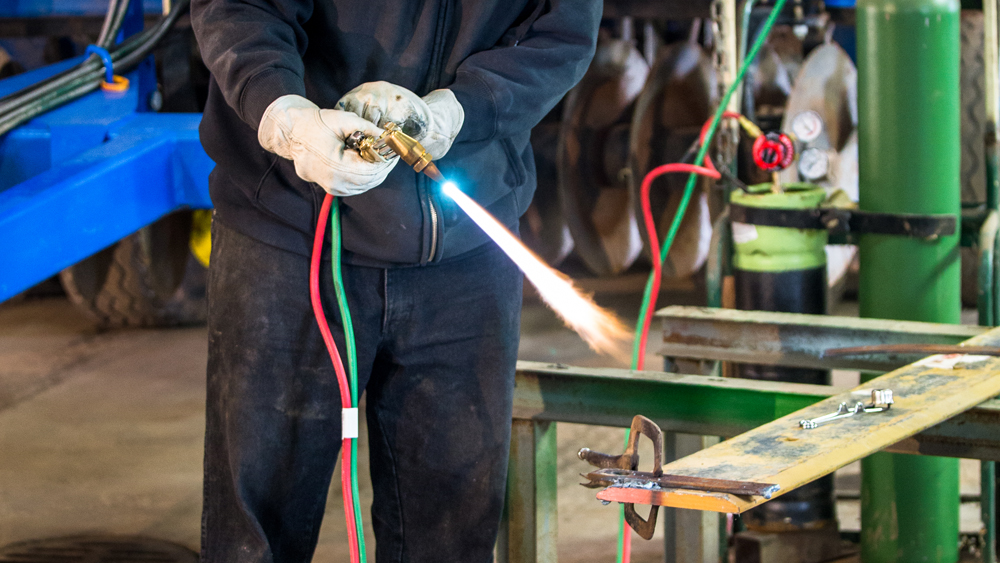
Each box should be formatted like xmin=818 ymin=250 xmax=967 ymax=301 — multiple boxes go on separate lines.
xmin=442 ymin=182 xmax=632 ymax=360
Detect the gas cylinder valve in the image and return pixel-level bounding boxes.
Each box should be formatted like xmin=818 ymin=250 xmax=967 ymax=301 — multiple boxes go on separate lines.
xmin=752 ymin=132 xmax=795 ymax=172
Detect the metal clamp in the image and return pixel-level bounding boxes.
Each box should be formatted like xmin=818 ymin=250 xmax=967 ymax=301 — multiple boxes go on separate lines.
xmin=729 ymin=204 xmax=957 ymax=240
xmin=578 ymin=415 xmax=662 ymax=540
xmin=799 ymin=389 xmax=894 ymax=429
xmin=84 ymin=45 xmax=129 ymax=93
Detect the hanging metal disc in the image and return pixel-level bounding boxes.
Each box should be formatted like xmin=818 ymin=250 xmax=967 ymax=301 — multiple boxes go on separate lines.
xmin=557 ymin=37 xmax=650 ymax=276
xmin=779 ymin=42 xmax=857 ymax=190
xmin=778 ymin=42 xmax=858 ymax=289
xmin=628 ymin=41 xmax=717 ymax=279
xmin=520 ymin=114 xmax=573 ymax=266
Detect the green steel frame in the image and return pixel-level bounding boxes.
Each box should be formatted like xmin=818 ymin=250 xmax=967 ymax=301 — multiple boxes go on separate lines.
xmin=499 ymin=355 xmax=1000 ymax=562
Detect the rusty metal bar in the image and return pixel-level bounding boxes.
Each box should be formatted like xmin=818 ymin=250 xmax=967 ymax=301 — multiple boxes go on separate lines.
xmin=582 ymin=468 xmax=779 ymax=498
xmin=824 ymin=344 xmax=1000 ymax=358
xmin=658 ymin=306 xmax=983 ymax=371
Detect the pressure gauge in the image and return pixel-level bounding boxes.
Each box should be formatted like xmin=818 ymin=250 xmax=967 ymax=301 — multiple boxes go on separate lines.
xmin=791 ymin=110 xmax=824 ymax=143
xmin=798 ymin=148 xmax=830 ymax=181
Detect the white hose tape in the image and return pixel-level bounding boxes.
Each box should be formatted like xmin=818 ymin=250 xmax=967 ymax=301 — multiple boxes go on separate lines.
xmin=342 ymin=408 xmax=359 ymax=439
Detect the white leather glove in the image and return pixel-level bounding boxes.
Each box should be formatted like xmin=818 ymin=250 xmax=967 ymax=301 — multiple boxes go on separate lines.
xmin=336 ymin=81 xmax=465 ymax=160
xmin=258 ymin=94 xmax=398 ymax=197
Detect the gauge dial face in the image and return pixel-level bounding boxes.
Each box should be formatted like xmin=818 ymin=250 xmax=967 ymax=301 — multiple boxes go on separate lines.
xmin=798 ymin=148 xmax=829 ymax=181
xmin=791 ymin=110 xmax=824 ymax=143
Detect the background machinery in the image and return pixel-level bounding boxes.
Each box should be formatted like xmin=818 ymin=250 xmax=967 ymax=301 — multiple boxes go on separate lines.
xmin=2 ymin=0 xmax=1000 ymax=562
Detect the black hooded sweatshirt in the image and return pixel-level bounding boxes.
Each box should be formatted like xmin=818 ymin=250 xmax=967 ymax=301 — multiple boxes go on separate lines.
xmin=190 ymin=0 xmax=601 ymax=266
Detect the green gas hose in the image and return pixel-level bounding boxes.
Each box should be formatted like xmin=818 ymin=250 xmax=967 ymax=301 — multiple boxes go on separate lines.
xmin=330 ymin=199 xmax=368 ymax=562
xmin=619 ymin=1 xmax=788 ymax=560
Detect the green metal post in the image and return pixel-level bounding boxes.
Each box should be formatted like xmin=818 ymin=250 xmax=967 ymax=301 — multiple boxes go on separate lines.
xmin=984 ymin=460 xmax=997 ymax=563
xmin=984 ymin=0 xmax=1000 ymax=550
xmin=978 ymin=212 xmax=998 ymax=327
xmin=498 ymin=420 xmax=558 ymax=563
xmin=980 ymin=210 xmax=999 ymax=563
xmin=706 ymin=210 xmax=732 ymax=310
xmin=857 ymin=1 xmax=962 ymax=562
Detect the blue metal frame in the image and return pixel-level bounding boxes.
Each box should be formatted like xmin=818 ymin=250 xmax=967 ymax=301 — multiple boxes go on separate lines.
xmin=0 ymin=0 xmax=163 ymax=18
xmin=0 ymin=56 xmax=213 ymax=302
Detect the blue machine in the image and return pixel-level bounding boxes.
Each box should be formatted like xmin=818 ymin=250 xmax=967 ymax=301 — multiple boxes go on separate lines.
xmin=0 ymin=10 xmax=213 ymax=303
xmin=0 ymin=0 xmax=162 ymax=17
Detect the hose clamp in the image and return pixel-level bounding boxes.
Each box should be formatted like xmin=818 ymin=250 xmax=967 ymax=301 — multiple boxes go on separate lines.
xmin=85 ymin=45 xmax=129 ymax=93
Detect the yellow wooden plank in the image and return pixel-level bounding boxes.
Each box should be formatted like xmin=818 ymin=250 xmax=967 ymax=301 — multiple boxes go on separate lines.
xmin=598 ymin=325 xmax=1000 ymax=514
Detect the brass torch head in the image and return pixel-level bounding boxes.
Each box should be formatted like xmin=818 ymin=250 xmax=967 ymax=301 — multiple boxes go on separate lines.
xmin=345 ymin=122 xmax=442 ymax=182
xmin=380 ymin=122 xmax=434 ymax=173
xmin=346 ymin=122 xmax=433 ymax=169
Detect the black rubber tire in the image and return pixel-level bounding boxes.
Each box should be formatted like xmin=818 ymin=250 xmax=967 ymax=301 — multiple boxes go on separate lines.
xmin=961 ymin=10 xmax=987 ymax=307
xmin=60 ymin=212 xmax=207 ymax=328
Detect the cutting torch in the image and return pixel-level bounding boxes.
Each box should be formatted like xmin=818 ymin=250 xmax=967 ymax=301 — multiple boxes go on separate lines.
xmin=346 ymin=122 xmax=445 ymax=183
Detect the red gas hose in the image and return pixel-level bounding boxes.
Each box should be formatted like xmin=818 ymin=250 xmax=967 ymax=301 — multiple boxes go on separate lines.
xmin=310 ymin=194 xmax=362 ymax=563
xmin=635 ymin=112 xmax=753 ymax=367
xmin=636 ymin=161 xmax=721 ymax=371
xmin=623 ymin=115 xmax=734 ymax=563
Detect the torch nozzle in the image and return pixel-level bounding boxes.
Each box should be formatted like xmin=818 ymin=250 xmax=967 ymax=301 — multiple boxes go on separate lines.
xmin=421 ymin=162 xmax=444 ymax=183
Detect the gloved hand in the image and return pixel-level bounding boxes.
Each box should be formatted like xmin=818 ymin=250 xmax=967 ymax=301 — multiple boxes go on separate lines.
xmin=337 ymin=81 xmax=465 ymax=160
xmin=258 ymin=94 xmax=398 ymax=197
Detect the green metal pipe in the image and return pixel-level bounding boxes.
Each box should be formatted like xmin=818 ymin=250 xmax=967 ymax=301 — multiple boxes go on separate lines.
xmin=978 ymin=212 xmax=998 ymax=326
xmin=984 ymin=459 xmax=997 ymax=563
xmin=857 ymin=0 xmax=962 ymax=561
xmin=706 ymin=211 xmax=731 ymax=309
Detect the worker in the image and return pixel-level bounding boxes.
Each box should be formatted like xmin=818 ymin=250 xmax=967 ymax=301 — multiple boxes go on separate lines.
xmin=189 ymin=1 xmax=600 ymax=561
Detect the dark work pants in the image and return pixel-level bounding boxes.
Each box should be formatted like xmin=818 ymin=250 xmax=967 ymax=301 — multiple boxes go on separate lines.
xmin=201 ymin=220 xmax=523 ymax=563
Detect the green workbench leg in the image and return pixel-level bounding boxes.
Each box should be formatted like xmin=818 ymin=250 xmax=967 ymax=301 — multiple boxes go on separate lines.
xmin=663 ymin=433 xmax=721 ymax=563
xmin=499 ymin=420 xmax=558 ymax=563
xmin=984 ymin=461 xmax=997 ymax=563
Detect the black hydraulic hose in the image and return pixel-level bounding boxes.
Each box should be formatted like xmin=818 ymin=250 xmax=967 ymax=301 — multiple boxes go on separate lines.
xmin=0 ymin=59 xmax=97 ymax=109
xmin=0 ymin=28 xmax=147 ymax=119
xmin=113 ymin=0 xmax=189 ymax=71
xmin=0 ymin=59 xmax=104 ymax=115
xmin=0 ymin=82 xmax=99 ymax=135
xmin=0 ymin=34 xmax=146 ymax=134
xmin=96 ymin=0 xmax=131 ymax=49
xmin=0 ymin=0 xmax=132 ymax=112
xmin=0 ymin=0 xmax=190 ymax=136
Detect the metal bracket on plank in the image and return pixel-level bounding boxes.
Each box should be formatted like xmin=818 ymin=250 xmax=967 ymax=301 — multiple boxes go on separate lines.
xmin=578 ymin=414 xmax=780 ymax=539
xmin=729 ymin=204 xmax=957 ymax=240
xmin=800 ymin=389 xmax=894 ymax=429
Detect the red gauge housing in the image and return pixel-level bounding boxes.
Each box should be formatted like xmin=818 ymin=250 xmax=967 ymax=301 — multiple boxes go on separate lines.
xmin=752 ymin=132 xmax=795 ymax=171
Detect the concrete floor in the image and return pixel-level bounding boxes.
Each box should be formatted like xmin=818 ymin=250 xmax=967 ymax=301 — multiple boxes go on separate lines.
xmin=0 ymin=292 xmax=672 ymax=562
xmin=0 ymin=293 xmax=987 ymax=562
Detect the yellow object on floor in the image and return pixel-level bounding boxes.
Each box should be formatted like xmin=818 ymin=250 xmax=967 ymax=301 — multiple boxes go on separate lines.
xmin=190 ymin=209 xmax=212 ymax=267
